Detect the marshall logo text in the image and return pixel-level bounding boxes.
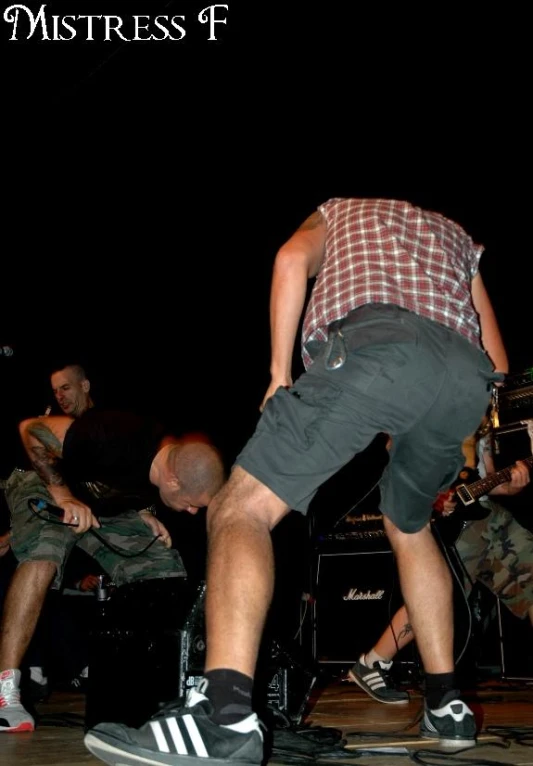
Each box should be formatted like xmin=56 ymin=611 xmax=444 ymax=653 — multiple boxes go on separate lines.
xmin=343 ymin=588 xmax=385 ymax=601
xmin=3 ymin=3 xmax=229 ymax=42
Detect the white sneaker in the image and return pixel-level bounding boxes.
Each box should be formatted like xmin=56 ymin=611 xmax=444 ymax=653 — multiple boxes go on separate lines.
xmin=0 ymin=669 xmax=35 ymax=732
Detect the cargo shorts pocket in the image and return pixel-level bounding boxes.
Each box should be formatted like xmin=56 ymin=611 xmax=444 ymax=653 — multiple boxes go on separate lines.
xmin=290 ymin=374 xmax=343 ymax=447
xmin=259 ymin=376 xmax=342 ymax=449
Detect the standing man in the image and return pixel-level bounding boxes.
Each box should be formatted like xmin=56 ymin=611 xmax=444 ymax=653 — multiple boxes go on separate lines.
xmin=85 ymin=197 xmax=508 ymax=765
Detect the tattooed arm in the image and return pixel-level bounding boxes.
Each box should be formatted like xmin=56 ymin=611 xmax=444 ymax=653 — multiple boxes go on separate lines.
xmin=18 ymin=416 xmax=99 ymax=532
xmin=19 ymin=416 xmax=70 ymax=485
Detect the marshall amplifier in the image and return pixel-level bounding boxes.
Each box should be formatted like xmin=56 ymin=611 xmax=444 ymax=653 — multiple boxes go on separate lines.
xmin=492 ymin=419 xmax=533 ymax=470
xmin=313 ymin=544 xmax=405 ymax=666
xmin=493 ymin=369 xmax=533 ymax=426
xmin=316 ymin=513 xmax=388 ymax=552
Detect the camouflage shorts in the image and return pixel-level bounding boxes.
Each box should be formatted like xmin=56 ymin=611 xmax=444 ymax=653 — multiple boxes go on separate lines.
xmin=5 ymin=469 xmax=186 ymax=589
xmin=455 ymin=500 xmax=533 ymax=619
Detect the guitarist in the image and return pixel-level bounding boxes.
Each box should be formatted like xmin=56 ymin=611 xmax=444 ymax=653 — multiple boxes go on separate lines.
xmin=452 ymin=418 xmax=531 ymax=623
xmin=346 ymin=421 xmax=532 ymax=704
xmin=433 ymin=418 xmax=531 ymax=542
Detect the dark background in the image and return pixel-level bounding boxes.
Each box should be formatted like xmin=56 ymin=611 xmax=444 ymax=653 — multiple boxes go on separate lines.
xmin=3 ymin=0 xmax=531 ymax=477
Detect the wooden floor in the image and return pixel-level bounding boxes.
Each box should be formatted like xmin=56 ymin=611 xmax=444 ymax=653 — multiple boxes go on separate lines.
xmin=1 ymin=675 xmax=532 ymax=766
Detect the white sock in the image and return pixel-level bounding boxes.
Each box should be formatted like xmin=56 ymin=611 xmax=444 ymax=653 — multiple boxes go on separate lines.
xmin=362 ymin=649 xmax=388 ymax=668
xmin=29 ymin=666 xmax=48 ymax=685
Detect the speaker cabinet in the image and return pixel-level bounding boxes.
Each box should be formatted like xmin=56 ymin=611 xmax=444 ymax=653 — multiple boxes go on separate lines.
xmin=493 ymin=421 xmax=532 ymax=469
xmin=180 ymin=582 xmax=207 ymax=692
xmin=313 ymin=547 xmax=404 ymax=665
xmin=254 ymin=639 xmax=317 ymax=725
xmin=462 ymin=587 xmax=533 ymax=683
xmin=498 ymin=600 xmax=533 ymax=681
xmin=85 ymin=579 xmax=205 ymax=730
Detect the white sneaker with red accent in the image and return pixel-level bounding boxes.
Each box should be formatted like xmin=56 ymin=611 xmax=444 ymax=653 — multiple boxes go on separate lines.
xmin=0 ymin=669 xmax=35 ymax=732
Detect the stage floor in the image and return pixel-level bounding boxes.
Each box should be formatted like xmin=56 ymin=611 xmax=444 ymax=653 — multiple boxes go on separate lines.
xmin=1 ymin=676 xmax=532 ymax=765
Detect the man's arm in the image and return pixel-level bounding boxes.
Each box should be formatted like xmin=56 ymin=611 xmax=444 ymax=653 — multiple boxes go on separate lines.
xmin=478 ymin=435 xmax=530 ymax=496
xmin=19 ymin=416 xmax=71 ymax=486
xmin=436 ymin=433 xmax=531 ymax=515
xmin=471 ymin=272 xmax=509 ymax=374
xmin=18 ymin=416 xmax=99 ymax=531
xmin=260 ymin=209 xmax=327 ymax=410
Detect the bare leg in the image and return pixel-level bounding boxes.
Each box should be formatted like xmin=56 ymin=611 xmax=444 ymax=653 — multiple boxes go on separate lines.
xmin=373 ymin=604 xmax=414 ymax=661
xmin=383 ymin=517 xmax=453 ymax=674
xmin=0 ymin=561 xmax=56 ymax=671
xmin=204 ymin=467 xmax=290 ymax=677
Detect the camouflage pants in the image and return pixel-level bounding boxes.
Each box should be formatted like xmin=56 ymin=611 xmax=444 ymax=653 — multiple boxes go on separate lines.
xmin=455 ymin=500 xmax=533 ymax=619
xmin=5 ymin=469 xmax=186 ymax=589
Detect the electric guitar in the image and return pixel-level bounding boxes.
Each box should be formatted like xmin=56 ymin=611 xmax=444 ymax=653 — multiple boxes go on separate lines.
xmin=433 ymin=455 xmax=533 ymax=545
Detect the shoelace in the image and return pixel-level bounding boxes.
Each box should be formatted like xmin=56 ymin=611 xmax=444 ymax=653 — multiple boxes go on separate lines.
xmin=150 ymin=695 xmax=195 ymax=720
xmin=0 ymin=680 xmax=21 ymax=707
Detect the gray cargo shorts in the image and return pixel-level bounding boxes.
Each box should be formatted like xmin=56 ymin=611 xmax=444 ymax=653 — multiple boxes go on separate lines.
xmin=236 ymin=304 xmax=500 ymax=533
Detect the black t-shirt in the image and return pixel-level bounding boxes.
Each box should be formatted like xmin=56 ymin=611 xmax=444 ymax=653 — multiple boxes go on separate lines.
xmin=62 ymin=410 xmax=167 ymax=516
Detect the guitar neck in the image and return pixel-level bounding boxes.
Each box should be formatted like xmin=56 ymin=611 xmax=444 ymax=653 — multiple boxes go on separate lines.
xmin=466 ymin=455 xmax=533 ymax=500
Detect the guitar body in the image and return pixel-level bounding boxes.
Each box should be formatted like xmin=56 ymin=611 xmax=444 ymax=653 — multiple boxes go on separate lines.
xmin=432 ymin=466 xmax=491 ymax=546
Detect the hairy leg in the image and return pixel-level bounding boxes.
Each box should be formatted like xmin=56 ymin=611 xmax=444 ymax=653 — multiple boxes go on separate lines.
xmin=0 ymin=561 xmax=56 ymax=670
xmin=204 ymin=467 xmax=290 ymax=677
xmin=384 ymin=517 xmax=453 ymax=674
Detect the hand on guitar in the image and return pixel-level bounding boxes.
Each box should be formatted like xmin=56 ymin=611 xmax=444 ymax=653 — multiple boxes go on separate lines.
xmin=433 ymin=489 xmax=458 ymax=517
xmin=491 ymin=459 xmax=531 ymax=497
xmin=432 ymin=466 xmax=478 ymax=516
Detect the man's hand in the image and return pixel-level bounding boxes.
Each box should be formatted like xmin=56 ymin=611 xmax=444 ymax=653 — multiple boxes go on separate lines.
xmin=78 ymin=574 xmax=100 ymax=592
xmin=57 ymin=497 xmax=100 ymax=533
xmin=493 ymin=459 xmax=531 ymax=496
xmin=0 ymin=531 xmax=10 ymax=557
xmin=433 ymin=489 xmax=458 ymax=516
xmin=260 ymin=377 xmax=292 ymax=413
xmin=138 ymin=510 xmax=172 ymax=548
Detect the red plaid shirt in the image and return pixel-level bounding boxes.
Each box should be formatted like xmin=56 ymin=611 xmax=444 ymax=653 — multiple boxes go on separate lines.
xmin=302 ymin=198 xmax=483 ymax=368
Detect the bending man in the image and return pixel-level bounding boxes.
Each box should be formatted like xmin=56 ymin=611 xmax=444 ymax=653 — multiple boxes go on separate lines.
xmin=0 ymin=408 xmax=225 ymax=732
xmin=85 ymin=197 xmax=508 ymax=764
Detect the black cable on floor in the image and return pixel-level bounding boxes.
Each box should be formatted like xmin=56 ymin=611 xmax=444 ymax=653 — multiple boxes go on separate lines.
xmin=343 ymin=701 xmax=424 ymax=741
xmin=269 ymin=722 xmax=361 ymax=763
xmin=408 ymin=747 xmax=511 ymax=766
xmin=36 ymin=712 xmax=86 ymax=728
xmin=483 ymin=725 xmax=533 ymax=747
